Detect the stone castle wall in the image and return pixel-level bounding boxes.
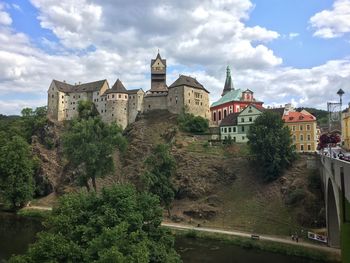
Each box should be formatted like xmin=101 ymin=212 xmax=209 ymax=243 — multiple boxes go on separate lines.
xmin=143 ymin=95 xmax=168 ymax=112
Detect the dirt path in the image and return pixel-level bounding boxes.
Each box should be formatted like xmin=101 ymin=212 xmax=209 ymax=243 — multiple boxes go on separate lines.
xmin=162 ymin=222 xmax=340 ymax=255
xmin=23 ymin=205 xmax=52 ymax=211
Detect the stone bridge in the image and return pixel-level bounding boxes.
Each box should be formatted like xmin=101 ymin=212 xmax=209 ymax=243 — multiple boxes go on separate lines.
xmin=319 ymin=155 xmax=350 ymax=261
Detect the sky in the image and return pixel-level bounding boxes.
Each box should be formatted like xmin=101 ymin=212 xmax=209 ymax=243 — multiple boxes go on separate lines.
xmin=0 ymin=0 xmax=350 ymax=115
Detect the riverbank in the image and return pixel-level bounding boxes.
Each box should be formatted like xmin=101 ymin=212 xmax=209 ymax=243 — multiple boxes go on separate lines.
xmin=163 ymin=222 xmax=341 ymax=263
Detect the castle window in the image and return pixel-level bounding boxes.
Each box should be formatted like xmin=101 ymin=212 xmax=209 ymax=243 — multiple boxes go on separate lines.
xmin=224 ymin=109 xmax=227 ymax=118
xmin=242 ymin=126 xmax=245 ymax=132
xmin=112 ymin=114 xmax=114 ymax=116
xmin=125 ymin=95 xmax=127 ymax=99
xmin=307 ymin=144 xmax=311 ymax=151
xmin=249 ymin=117 xmax=252 ymax=122
xmin=300 ymin=125 xmax=303 ymax=131
xmin=148 ymin=105 xmax=151 ymax=108
xmin=73 ymin=107 xmax=75 ymax=110
xmin=300 ymin=144 xmax=304 ymax=151
xmin=73 ymin=96 xmax=76 ymax=99
xmin=213 ymin=112 xmax=216 ymax=121
xmin=228 ymin=127 xmax=232 ymax=133
xmin=241 ymin=118 xmax=244 ymax=123
xmin=218 ymin=111 xmax=221 ymax=121
xmin=307 ymin=134 xmax=311 ymax=141
xmin=61 ymin=95 xmax=64 ymax=99
xmin=224 ymin=128 xmax=227 ymax=133
xmin=306 ymin=124 xmax=311 ymax=131
xmin=124 ymin=108 xmax=127 ymax=111
xmin=188 ymin=100 xmax=190 ymax=104
xmin=119 ymin=95 xmax=121 ymax=98
xmin=233 ymin=127 xmax=236 ymax=132
xmin=112 ymin=95 xmax=115 ymax=98
xmin=300 ymin=134 xmax=304 ymax=141
xmin=52 ymin=94 xmax=54 ymax=98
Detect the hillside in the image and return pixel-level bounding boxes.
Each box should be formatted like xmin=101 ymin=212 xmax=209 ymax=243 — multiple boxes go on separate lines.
xmin=29 ymin=110 xmax=325 ymax=236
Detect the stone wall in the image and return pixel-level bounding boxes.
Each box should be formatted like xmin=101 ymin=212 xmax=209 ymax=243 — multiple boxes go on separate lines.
xmin=102 ymin=92 xmax=129 ymax=129
xmin=182 ymin=86 xmax=210 ymax=119
xmin=143 ymin=95 xmax=168 ymax=112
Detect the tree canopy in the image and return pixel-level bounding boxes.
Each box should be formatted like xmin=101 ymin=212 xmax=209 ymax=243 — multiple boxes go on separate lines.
xmin=62 ymin=117 xmax=127 ymax=191
xmin=177 ymin=109 xmax=209 ymax=134
xmin=77 ymin=100 xmax=99 ymax=120
xmin=143 ymin=144 xmax=176 ymax=216
xmin=0 ymin=135 xmax=35 ymax=208
xmin=9 ymin=184 xmax=181 ymax=263
xmin=247 ymin=111 xmax=296 ymax=182
xmin=21 ymin=106 xmax=48 ymax=143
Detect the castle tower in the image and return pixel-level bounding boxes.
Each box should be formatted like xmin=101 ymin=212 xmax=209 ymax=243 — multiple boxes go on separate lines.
xmin=222 ymin=65 xmax=234 ymax=96
xmin=149 ymin=51 xmax=167 ymax=93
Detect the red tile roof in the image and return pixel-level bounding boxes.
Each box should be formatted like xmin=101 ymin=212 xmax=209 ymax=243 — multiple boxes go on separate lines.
xmin=282 ymin=111 xmax=316 ymax=123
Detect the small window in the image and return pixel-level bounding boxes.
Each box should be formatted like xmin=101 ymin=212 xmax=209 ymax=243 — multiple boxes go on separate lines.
xmin=249 ymin=117 xmax=252 ymax=122
xmin=307 ymin=134 xmax=311 ymax=141
xmin=224 ymin=128 xmax=227 ymax=133
xmin=242 ymin=136 xmax=245 ymax=140
xmin=241 ymin=118 xmax=244 ymax=123
xmin=61 ymin=95 xmax=64 ymax=99
xmin=292 ymin=126 xmax=296 ymax=131
xmin=300 ymin=144 xmax=304 ymax=151
xmin=112 ymin=95 xmax=114 ymax=98
xmin=233 ymin=127 xmax=236 ymax=132
xmin=307 ymin=144 xmax=311 ymax=151
xmin=213 ymin=112 xmax=216 ymax=121
xmin=228 ymin=127 xmax=232 ymax=133
xmin=188 ymin=100 xmax=190 ymax=104
xmin=300 ymin=134 xmax=304 ymax=141
xmin=73 ymin=107 xmax=75 ymax=110
xmin=300 ymin=125 xmax=303 ymax=131
xmin=242 ymin=126 xmax=245 ymax=132
xmin=125 ymin=95 xmax=127 ymax=99
xmin=306 ymin=124 xmax=311 ymax=131
xmin=52 ymin=94 xmax=54 ymax=98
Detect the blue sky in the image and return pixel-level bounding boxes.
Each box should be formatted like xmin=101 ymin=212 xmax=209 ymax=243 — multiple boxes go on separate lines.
xmin=0 ymin=0 xmax=350 ymax=114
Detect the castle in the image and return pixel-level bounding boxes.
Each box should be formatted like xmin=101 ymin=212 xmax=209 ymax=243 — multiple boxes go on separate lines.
xmin=47 ymin=52 xmax=210 ymax=128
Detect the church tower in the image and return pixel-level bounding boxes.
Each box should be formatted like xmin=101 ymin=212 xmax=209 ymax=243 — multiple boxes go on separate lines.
xmin=222 ymin=65 xmax=234 ymax=96
xmin=149 ymin=51 xmax=167 ymax=93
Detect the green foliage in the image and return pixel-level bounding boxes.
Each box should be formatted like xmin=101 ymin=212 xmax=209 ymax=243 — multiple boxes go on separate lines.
xmin=143 ymin=144 xmax=176 ymax=216
xmin=247 ymin=111 xmax=296 ymax=181
xmin=21 ymin=106 xmax=48 ymax=143
xmin=17 ymin=209 xmax=51 ymax=219
xmin=0 ymin=136 xmax=35 ymax=208
xmin=185 ymin=229 xmax=198 ymax=239
xmin=10 ymin=184 xmax=181 ymax=263
xmin=62 ymin=117 xmax=127 ymax=191
xmin=77 ymin=100 xmax=99 ymax=120
xmin=177 ymin=110 xmax=209 ymax=133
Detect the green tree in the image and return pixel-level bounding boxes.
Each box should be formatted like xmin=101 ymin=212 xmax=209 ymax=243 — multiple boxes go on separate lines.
xmin=78 ymin=100 xmax=99 ymax=120
xmin=21 ymin=106 xmax=48 ymax=142
xmin=177 ymin=108 xmax=209 ymax=133
xmin=62 ymin=117 xmax=127 ymax=191
xmin=143 ymin=144 xmax=176 ymax=216
xmin=247 ymin=111 xmax=296 ymax=181
xmin=9 ymin=184 xmax=181 ymax=263
xmin=0 ymin=136 xmax=35 ymax=208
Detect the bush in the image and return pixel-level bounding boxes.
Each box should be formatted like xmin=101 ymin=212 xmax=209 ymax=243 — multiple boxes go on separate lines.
xmin=178 ymin=110 xmax=209 ymax=133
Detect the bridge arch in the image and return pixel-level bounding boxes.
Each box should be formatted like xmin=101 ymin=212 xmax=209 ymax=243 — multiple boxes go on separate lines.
xmin=327 ymin=178 xmax=341 ymax=248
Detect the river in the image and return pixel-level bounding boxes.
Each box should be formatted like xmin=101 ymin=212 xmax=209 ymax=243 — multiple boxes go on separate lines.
xmin=0 ymin=213 xmax=321 ymax=263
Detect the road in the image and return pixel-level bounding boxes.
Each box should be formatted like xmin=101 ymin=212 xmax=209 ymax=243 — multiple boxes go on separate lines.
xmin=161 ymin=222 xmax=341 ymax=255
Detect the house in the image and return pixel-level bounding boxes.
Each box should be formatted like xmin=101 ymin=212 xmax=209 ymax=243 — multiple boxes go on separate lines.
xmin=282 ymin=110 xmax=318 ymax=152
xmin=210 ymin=66 xmax=264 ymax=125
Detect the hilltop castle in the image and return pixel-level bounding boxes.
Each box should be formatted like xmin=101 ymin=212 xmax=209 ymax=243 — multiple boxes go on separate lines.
xmin=47 ymin=52 xmax=210 ymax=129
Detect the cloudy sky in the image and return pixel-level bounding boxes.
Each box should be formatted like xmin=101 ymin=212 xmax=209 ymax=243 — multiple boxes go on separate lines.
xmin=1 ymin=0 xmax=350 ymax=115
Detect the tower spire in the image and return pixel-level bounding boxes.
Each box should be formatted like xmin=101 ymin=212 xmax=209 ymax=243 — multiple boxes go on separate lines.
xmin=222 ymin=65 xmax=234 ymax=96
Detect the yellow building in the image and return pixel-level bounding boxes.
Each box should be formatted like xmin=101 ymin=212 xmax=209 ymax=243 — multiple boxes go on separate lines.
xmin=342 ymin=107 xmax=350 ymax=150
xmin=282 ymin=110 xmax=318 ymax=152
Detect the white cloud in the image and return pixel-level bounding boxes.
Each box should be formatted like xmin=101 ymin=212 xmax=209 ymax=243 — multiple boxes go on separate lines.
xmin=288 ymin=33 xmax=299 ymax=39
xmin=0 ymin=0 xmax=349 ymax=115
xmin=0 ymin=4 xmax=12 ymax=25
xmin=310 ymin=0 xmax=350 ymax=38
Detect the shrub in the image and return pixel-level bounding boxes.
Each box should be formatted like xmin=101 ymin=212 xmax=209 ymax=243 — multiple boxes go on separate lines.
xmin=285 ymin=188 xmax=306 ymax=206
xmin=178 ymin=110 xmax=209 ymax=133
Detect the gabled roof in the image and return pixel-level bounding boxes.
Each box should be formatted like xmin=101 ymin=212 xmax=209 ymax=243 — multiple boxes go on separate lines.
xmin=243 ymin=89 xmax=254 ymax=93
xmin=282 ymin=110 xmax=316 ymax=123
xmin=211 ymin=89 xmax=242 ymax=107
xmin=220 ymin=112 xmax=240 ymax=127
xmin=53 ymin=79 xmax=107 ymax=93
xmin=168 ymin=75 xmax=209 ymax=93
xmin=127 ymin=88 xmax=144 ymax=94
xmin=151 ymin=52 xmax=166 ymax=67
xmin=239 ymin=104 xmax=264 ymax=115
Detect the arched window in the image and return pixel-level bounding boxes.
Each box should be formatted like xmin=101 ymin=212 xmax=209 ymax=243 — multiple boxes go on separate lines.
xmin=219 ymin=111 xmax=222 ymax=121
xmin=213 ymin=112 xmax=216 ymax=121
xmin=224 ymin=109 xmax=227 ymax=118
